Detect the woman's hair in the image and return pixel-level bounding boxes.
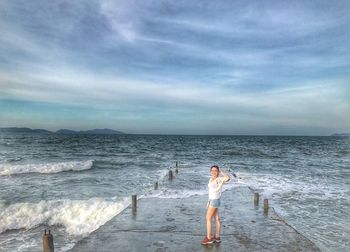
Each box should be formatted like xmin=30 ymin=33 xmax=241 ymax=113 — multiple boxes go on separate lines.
xmin=210 ymin=165 xmax=220 ymax=172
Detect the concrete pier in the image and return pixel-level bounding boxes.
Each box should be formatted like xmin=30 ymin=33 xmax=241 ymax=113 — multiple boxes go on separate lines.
xmin=69 ymin=186 xmax=320 ymax=252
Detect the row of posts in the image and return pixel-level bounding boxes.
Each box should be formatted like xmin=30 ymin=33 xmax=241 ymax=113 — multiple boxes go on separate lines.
xmin=43 ymin=161 xmax=180 ymax=252
xmin=132 ymin=161 xmax=179 ymax=212
xmin=254 ymin=192 xmax=269 ymax=214
xmin=155 ymin=161 xmax=178 ymax=190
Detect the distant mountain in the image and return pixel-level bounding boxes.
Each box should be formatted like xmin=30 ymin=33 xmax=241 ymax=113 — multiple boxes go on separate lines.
xmin=0 ymin=127 xmax=52 ymax=134
xmin=81 ymin=128 xmax=124 ymax=135
xmin=56 ymin=128 xmax=125 ymax=135
xmin=331 ymin=133 xmax=350 ymax=137
xmin=0 ymin=127 xmax=125 ymax=135
xmin=55 ymin=129 xmax=78 ymax=134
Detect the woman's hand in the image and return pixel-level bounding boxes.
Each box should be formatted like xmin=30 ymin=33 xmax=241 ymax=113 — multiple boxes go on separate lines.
xmin=220 ymin=170 xmax=231 ymax=182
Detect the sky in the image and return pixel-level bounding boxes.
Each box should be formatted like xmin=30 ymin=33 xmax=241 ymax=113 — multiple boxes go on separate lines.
xmin=0 ymin=0 xmax=349 ymax=135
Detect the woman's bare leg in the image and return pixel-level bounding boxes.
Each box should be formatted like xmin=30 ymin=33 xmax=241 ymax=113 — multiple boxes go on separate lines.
xmin=215 ymin=209 xmax=221 ymax=238
xmin=206 ymin=206 xmax=217 ymax=239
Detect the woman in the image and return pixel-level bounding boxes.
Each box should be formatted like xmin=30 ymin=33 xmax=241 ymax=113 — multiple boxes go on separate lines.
xmin=201 ymin=165 xmax=230 ymax=245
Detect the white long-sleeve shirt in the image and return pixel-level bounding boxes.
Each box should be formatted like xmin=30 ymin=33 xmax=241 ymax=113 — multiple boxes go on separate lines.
xmin=208 ymin=177 xmax=226 ymax=200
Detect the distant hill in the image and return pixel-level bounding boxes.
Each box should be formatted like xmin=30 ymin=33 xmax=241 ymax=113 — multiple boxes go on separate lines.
xmin=0 ymin=127 xmax=52 ymax=134
xmin=331 ymin=133 xmax=350 ymax=137
xmin=56 ymin=128 xmax=125 ymax=135
xmin=0 ymin=127 xmax=125 ymax=135
xmin=81 ymin=128 xmax=124 ymax=135
xmin=55 ymin=129 xmax=77 ymax=134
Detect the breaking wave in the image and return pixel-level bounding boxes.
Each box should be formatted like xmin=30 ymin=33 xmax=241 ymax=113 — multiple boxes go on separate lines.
xmin=0 ymin=197 xmax=130 ymax=237
xmin=0 ymin=160 xmax=94 ymax=176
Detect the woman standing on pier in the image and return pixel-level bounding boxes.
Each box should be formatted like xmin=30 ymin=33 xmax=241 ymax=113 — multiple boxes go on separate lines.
xmin=201 ymin=165 xmax=231 ymax=245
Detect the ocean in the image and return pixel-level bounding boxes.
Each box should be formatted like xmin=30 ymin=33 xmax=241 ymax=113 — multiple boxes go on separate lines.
xmin=0 ymin=133 xmax=349 ymax=251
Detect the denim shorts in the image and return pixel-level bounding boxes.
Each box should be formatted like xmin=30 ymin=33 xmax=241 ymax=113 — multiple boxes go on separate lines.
xmin=209 ymin=199 xmax=221 ymax=208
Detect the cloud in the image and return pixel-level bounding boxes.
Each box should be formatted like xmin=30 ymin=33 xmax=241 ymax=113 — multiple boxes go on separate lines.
xmin=0 ymin=0 xmax=349 ymax=134
xmin=1 ymin=62 xmax=348 ymax=127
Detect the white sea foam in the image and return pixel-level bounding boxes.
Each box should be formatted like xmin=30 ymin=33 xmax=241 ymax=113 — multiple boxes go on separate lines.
xmin=147 ymin=176 xmax=240 ymax=199
xmin=0 ymin=160 xmax=94 ymax=176
xmin=0 ymin=198 xmax=130 ymax=236
xmin=237 ymin=172 xmax=348 ymax=201
xmin=146 ymin=188 xmax=208 ymax=199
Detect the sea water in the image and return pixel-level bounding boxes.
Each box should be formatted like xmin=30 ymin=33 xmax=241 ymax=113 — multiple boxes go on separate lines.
xmin=0 ymin=134 xmax=349 ymax=251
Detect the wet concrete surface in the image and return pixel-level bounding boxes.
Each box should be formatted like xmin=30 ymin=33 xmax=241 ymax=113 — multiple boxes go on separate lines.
xmin=69 ymin=186 xmax=320 ymax=252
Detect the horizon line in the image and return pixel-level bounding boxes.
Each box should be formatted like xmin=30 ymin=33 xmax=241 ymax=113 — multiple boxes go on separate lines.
xmin=0 ymin=126 xmax=347 ymax=137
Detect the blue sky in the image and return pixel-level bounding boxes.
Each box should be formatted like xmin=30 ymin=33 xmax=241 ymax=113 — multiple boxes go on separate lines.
xmin=0 ymin=0 xmax=349 ymax=135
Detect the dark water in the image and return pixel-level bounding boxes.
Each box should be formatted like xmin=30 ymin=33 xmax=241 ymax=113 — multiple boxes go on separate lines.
xmin=0 ymin=134 xmax=349 ymax=251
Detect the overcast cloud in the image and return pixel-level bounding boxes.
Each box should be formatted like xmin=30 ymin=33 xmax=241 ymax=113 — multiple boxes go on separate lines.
xmin=0 ymin=0 xmax=349 ymax=135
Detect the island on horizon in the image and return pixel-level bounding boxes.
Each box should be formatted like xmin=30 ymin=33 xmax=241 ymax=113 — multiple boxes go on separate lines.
xmin=0 ymin=127 xmax=125 ymax=135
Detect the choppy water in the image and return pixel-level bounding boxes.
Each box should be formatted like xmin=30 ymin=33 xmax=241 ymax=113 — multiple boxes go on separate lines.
xmin=0 ymin=133 xmax=349 ymax=251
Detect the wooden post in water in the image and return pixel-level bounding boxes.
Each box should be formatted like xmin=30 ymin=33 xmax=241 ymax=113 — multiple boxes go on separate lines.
xmin=254 ymin=192 xmax=259 ymax=206
xmin=43 ymin=229 xmax=54 ymax=252
xmin=154 ymin=181 xmax=159 ymax=190
xmin=132 ymin=195 xmax=137 ymax=212
xmin=175 ymin=161 xmax=179 ymax=174
xmin=264 ymin=198 xmax=269 ymax=214
xmin=169 ymin=170 xmax=173 ymax=180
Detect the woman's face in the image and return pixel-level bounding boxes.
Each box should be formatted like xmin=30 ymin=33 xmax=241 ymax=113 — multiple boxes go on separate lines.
xmin=210 ymin=167 xmax=219 ymax=178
